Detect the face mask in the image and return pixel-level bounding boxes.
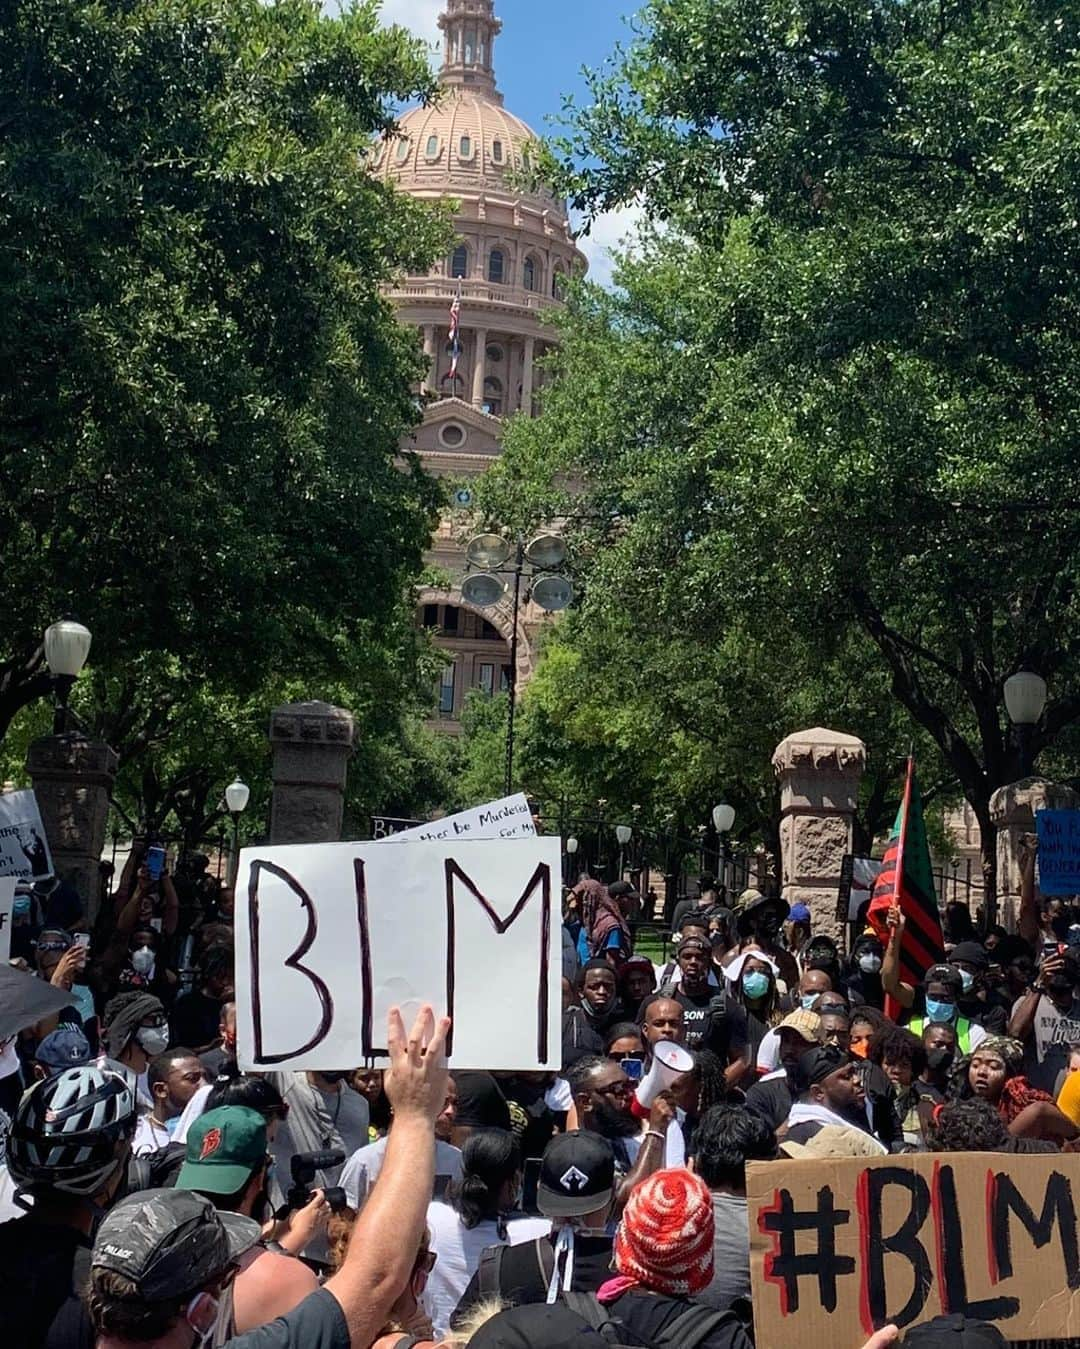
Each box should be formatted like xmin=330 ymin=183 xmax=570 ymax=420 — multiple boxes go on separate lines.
xmin=800 ymin=994 xmax=819 ymax=1011
xmin=136 ymin=1025 xmax=169 ymax=1057
xmin=12 ymin=897 xmax=31 ymax=918
xmin=957 ymin=969 xmax=975 ymax=993
xmin=742 ymin=971 xmax=770 ymax=1000
xmin=131 ymin=947 xmax=155 ymax=977
xmin=926 ymin=1047 xmax=954 ymax=1073
xmin=69 ymin=982 xmax=96 ymax=1026
xmin=925 ymin=999 xmax=955 ymax=1024
xmin=858 ymin=953 xmax=882 ymax=974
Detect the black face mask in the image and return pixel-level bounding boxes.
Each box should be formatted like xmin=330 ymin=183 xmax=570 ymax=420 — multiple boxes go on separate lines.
xmin=926 ymin=1047 xmax=954 ymax=1074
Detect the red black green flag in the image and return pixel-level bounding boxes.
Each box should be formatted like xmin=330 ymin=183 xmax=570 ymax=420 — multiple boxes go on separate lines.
xmin=867 ymin=757 xmax=944 ymax=1002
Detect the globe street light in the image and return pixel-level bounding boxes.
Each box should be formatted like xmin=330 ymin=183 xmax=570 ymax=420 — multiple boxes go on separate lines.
xmin=712 ymin=802 xmax=735 ymax=894
xmin=43 ymin=618 xmax=92 ymax=734
xmin=615 ymin=823 xmax=632 ymax=878
xmin=1004 ymin=670 xmax=1047 ymax=776
xmin=225 ymin=777 xmax=250 ymax=884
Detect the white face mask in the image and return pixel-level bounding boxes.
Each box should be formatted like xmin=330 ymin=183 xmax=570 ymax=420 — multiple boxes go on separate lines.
xmin=131 ymin=947 xmax=155 ymax=977
xmin=858 ymin=953 xmax=882 ymax=974
xmin=136 ymin=1025 xmax=169 ymax=1057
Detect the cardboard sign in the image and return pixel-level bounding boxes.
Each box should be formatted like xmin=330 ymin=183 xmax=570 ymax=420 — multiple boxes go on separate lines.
xmin=0 ymin=878 xmax=13 ymax=962
xmin=234 ymin=836 xmax=560 ymax=1072
xmin=382 ymin=793 xmax=536 ymax=844
xmin=748 ymin=1151 xmax=1080 ymax=1347
xmin=1037 ymin=809 xmax=1080 ymax=896
xmin=0 ymin=789 xmax=53 ymax=881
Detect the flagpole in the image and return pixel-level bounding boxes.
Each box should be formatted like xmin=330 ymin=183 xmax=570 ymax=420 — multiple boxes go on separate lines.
xmin=894 ymin=755 xmax=914 ymax=918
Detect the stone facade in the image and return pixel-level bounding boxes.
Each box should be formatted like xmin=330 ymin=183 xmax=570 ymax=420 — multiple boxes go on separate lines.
xmin=772 ymin=727 xmax=867 ymax=940
xmin=378 ymin=0 xmax=586 ymax=730
xmin=25 ymin=734 xmax=118 ymax=922
xmin=268 ymin=701 xmax=356 ymax=844
xmin=989 ymin=776 xmax=1080 ymax=930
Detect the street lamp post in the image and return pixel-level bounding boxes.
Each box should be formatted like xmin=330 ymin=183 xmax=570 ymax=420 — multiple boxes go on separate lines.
xmin=565 ymin=834 xmax=578 ymax=886
xmin=712 ymin=801 xmax=735 ymax=895
xmin=462 ymin=532 xmax=573 ymax=795
xmin=43 ymin=619 xmax=92 ymax=734
xmin=1004 ymin=671 xmax=1048 ymax=777
xmin=225 ymin=777 xmax=250 ymax=885
xmin=615 ymin=823 xmax=632 ymax=879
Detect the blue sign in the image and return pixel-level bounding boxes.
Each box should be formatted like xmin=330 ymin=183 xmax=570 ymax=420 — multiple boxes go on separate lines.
xmin=1036 ymin=809 xmax=1080 ymax=895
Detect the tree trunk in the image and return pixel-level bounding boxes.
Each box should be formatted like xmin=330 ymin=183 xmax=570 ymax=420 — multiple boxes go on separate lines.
xmin=970 ymin=791 xmax=997 ymax=928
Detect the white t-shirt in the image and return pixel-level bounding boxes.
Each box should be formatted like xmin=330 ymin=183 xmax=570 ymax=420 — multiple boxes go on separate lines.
xmin=622 ymin=1116 xmax=686 ymax=1170
xmin=423 ymin=1201 xmax=550 ymax=1335
xmin=132 ymin=1113 xmax=178 ymax=1157
xmin=340 ymin=1135 xmax=463 ymax=1209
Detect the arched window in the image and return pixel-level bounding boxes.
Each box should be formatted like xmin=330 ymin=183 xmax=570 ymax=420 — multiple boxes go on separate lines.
xmin=425 ymin=134 xmax=439 ymax=159
xmin=464 ymin=25 xmax=476 ymax=63
xmin=552 ymin=267 xmax=566 ymax=299
xmin=395 ymin=138 xmax=410 ymax=162
xmin=523 ymin=256 xmax=537 ymax=291
xmin=488 ymin=249 xmax=504 ymax=284
xmin=460 ymin=135 xmax=472 ymax=159
xmin=483 ymin=376 xmax=503 ymax=416
xmin=450 ymin=244 xmax=468 ymax=278
xmin=492 ymin=140 xmax=503 ymax=164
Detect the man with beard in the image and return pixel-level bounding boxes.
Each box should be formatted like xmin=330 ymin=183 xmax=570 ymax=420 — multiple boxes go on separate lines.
xmin=565 ymin=1054 xmax=674 ymax=1205
xmin=744 ymin=1010 xmax=822 ymax=1131
xmin=733 ymin=895 xmax=798 ymax=989
xmin=784 ymin=1045 xmax=887 ymax=1152
xmin=1009 ymin=946 xmax=1080 ymax=1093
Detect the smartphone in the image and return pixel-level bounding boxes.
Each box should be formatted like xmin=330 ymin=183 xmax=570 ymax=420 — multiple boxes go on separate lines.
xmin=619 ymin=1054 xmax=645 ymax=1082
xmin=146 ymin=845 xmax=166 ymax=880
xmin=73 ymin=933 xmax=90 ymax=950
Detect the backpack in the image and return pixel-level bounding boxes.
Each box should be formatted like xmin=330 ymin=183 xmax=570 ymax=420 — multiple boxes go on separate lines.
xmin=475 ymin=1238 xmax=555 ymax=1300
xmin=562 ymin=1290 xmax=735 ymax=1349
xmin=126 ymin=1141 xmax=187 ymax=1193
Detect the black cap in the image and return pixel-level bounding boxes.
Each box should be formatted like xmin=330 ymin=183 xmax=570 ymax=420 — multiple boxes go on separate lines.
xmin=537 ymin=1131 xmax=615 ymax=1218
xmin=92 ymin=1190 xmax=259 ymax=1301
xmin=902 ymin=1315 xmax=1007 ymax=1349
xmin=949 ymin=942 xmax=989 ymax=971
xmin=736 ymin=893 xmax=790 ymax=937
xmin=470 ymin=1305 xmax=609 ymax=1349
xmin=795 ymin=1043 xmax=849 ymax=1092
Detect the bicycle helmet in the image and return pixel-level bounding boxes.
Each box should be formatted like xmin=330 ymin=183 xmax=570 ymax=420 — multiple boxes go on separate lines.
xmin=7 ymin=1058 xmax=137 ymax=1197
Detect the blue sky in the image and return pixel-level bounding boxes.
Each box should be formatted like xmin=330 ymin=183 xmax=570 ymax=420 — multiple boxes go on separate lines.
xmin=377 ymin=0 xmax=646 ymax=284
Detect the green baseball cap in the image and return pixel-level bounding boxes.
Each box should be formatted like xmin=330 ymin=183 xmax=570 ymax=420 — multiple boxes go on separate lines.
xmin=176 ymin=1106 xmax=267 ymax=1196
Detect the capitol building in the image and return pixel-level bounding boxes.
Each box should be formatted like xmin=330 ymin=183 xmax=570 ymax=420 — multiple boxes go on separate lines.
xmin=374 ymin=0 xmax=586 ymax=729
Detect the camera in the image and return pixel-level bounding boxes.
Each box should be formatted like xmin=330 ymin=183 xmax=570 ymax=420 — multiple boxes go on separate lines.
xmin=284 ymin=1148 xmax=348 ymax=1215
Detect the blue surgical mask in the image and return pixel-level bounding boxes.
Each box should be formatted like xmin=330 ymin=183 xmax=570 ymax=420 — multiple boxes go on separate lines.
xmin=925 ymin=998 xmax=956 ymax=1023
xmin=800 ymin=994 xmax=819 ymax=1011
xmin=742 ymin=971 xmax=770 ymax=1000
xmin=12 ymin=897 xmax=31 ymax=918
xmin=957 ymin=969 xmax=975 ymax=993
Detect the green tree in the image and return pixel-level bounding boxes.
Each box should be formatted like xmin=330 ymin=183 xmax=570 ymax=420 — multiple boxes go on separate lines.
xmin=0 ymin=0 xmax=451 ymax=739
xmin=486 ymin=0 xmax=1080 ymax=910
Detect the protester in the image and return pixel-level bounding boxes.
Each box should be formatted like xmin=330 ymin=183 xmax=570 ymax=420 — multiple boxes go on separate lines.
xmin=604 ymin=1022 xmax=645 ymax=1075
xmin=1008 ymin=944 xmax=1080 ymax=1093
xmin=352 ymin=1067 xmax=392 ymax=1139
xmin=565 ymin=1054 xmax=676 ymax=1200
xmin=784 ymin=902 xmax=812 ymax=963
xmin=961 ymin=1035 xmax=1077 ymax=1140
xmin=574 ymin=880 xmax=631 ymax=964
xmin=451 ymin=1131 xmax=616 ymax=1322
xmin=175 ymin=1105 xmax=323 ymax=1333
xmin=656 ymin=913 xmax=717 ymax=990
xmin=451 ymin=1071 xmax=512 ymax=1147
xmin=102 ymin=990 xmax=170 ymax=1093
xmin=734 ymin=894 xmax=798 ymax=989
xmin=33 ymin=1026 xmax=91 ymax=1079
xmin=801 ymin=933 xmax=843 ymax=992
xmin=342 ymin=1077 xmax=461 ymax=1209
xmin=841 ymin=933 xmax=885 ymax=1009
xmin=617 ymin=955 xmax=655 ymax=1010
xmin=920 ymin=1021 xmax=959 ymax=1094
xmin=132 ymin=1047 xmax=208 ymax=1155
xmin=744 ymin=1010 xmax=822 ymax=1130
xmin=668 ymin=936 xmax=750 ymax=1084
xmin=368 ymin=1226 xmax=439 ymax=1349
xmin=86 ymin=1003 xmax=452 ymax=1349
xmin=819 ymin=1008 xmax=851 ymax=1052
xmin=669 ymin=1049 xmax=732 ymax=1153
xmin=690 ymin=1105 xmax=776 ymax=1312
xmin=725 ymin=949 xmax=785 ymax=1068
xmin=638 ymin=994 xmax=686 ymax=1049
xmin=562 ymin=976 xmax=605 ymax=1066
xmin=849 ymin=1005 xmax=889 ymax=1059
xmin=589 ymin=1167 xmax=751 ymax=1349
xmin=171 ymin=944 xmax=234 ymax=1052
xmin=576 ymin=960 xmax=623 ymax=1037
xmin=0 ymin=1059 xmax=137 ymax=1346
xmin=423 ymin=1127 xmax=549 ymax=1336
xmin=868 ymin=1024 xmax=932 ymax=1147
xmin=883 ymin=908 xmax=989 ymax=1051
xmin=670 ymin=875 xmax=721 ymax=939
xmin=946 ymin=940 xmax=1008 ymax=1032
xmin=785 ymin=1044 xmax=888 ymax=1153
xmin=199 ymin=999 xmax=237 ymax=1079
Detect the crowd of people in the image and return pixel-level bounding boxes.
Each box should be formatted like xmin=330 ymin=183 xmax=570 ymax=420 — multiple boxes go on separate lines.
xmin=0 ymin=833 xmax=1075 ymax=1348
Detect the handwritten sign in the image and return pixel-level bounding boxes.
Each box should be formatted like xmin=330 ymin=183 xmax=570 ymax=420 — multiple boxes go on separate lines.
xmin=749 ymin=1151 xmax=1080 ymax=1347
xmin=382 ymin=793 xmax=537 ymax=844
xmin=1036 ymin=809 xmax=1080 ymax=896
xmin=370 ymin=815 xmax=422 ymax=839
xmin=0 ymin=790 xmax=53 ymax=882
xmin=234 ymin=836 xmax=560 ymax=1073
xmin=0 ymin=878 xmax=13 ymax=962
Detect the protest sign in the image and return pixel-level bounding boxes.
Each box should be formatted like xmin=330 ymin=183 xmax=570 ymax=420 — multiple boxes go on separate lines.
xmin=382 ymin=793 xmax=536 ymax=844
xmin=748 ymin=1151 xmax=1080 ymax=1348
xmin=1036 ymin=809 xmax=1080 ymax=896
xmin=370 ymin=814 xmax=422 ymax=839
xmin=234 ymin=836 xmax=560 ymax=1073
xmin=0 ymin=790 xmax=53 ymax=881
xmin=0 ymin=878 xmax=13 ymax=962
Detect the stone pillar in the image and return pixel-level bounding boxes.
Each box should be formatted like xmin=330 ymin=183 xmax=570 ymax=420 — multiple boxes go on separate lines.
xmin=521 ymin=335 xmax=535 ymax=416
xmin=772 ymin=727 xmax=867 ymax=940
xmin=25 ymin=734 xmax=118 ymax=922
xmin=989 ymin=777 xmax=1080 ymax=931
xmin=471 ymin=327 xmax=487 ymax=407
xmin=422 ymin=324 xmax=436 ymax=394
xmin=268 ymin=701 xmax=355 ymax=845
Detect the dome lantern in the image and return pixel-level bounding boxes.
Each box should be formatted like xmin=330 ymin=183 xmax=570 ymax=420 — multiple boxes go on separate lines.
xmin=437 ymin=0 xmax=502 ymax=100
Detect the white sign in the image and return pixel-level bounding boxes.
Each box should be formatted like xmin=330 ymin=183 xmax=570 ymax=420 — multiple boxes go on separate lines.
xmin=0 ymin=878 xmax=13 ymax=962
xmin=0 ymin=790 xmax=53 ymax=881
xmin=235 ymin=836 xmax=560 ymax=1072
xmin=382 ymin=793 xmax=537 ymax=844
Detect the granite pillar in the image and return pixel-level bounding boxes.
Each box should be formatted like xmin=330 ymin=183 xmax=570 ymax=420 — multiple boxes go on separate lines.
xmin=268 ymin=701 xmax=355 ymax=844
xmin=989 ymin=777 xmax=1080 ymax=931
xmin=772 ymin=727 xmax=867 ymax=941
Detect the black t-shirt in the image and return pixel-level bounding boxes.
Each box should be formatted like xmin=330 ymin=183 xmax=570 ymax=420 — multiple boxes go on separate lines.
xmin=171 ymin=989 xmax=222 ymax=1048
xmin=957 ymin=995 xmax=1007 ymax=1033
xmin=0 ymin=1218 xmax=94 ymax=1348
xmin=607 ymin=1288 xmax=753 ymax=1349
xmin=226 ymin=1288 xmax=349 ymax=1347
xmin=673 ymin=987 xmax=748 ymax=1060
xmin=744 ymin=1075 xmax=793 ymax=1131
xmin=452 ymin=1232 xmax=615 ymax=1326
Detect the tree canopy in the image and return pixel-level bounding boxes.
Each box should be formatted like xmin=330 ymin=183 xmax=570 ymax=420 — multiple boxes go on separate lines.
xmin=481 ymin=0 xmax=1080 ymax=904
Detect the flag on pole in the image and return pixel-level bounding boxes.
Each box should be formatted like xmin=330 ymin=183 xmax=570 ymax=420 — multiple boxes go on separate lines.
xmin=867 ymin=756 xmax=944 ymax=1017
xmin=448 ymin=284 xmax=462 ymax=384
